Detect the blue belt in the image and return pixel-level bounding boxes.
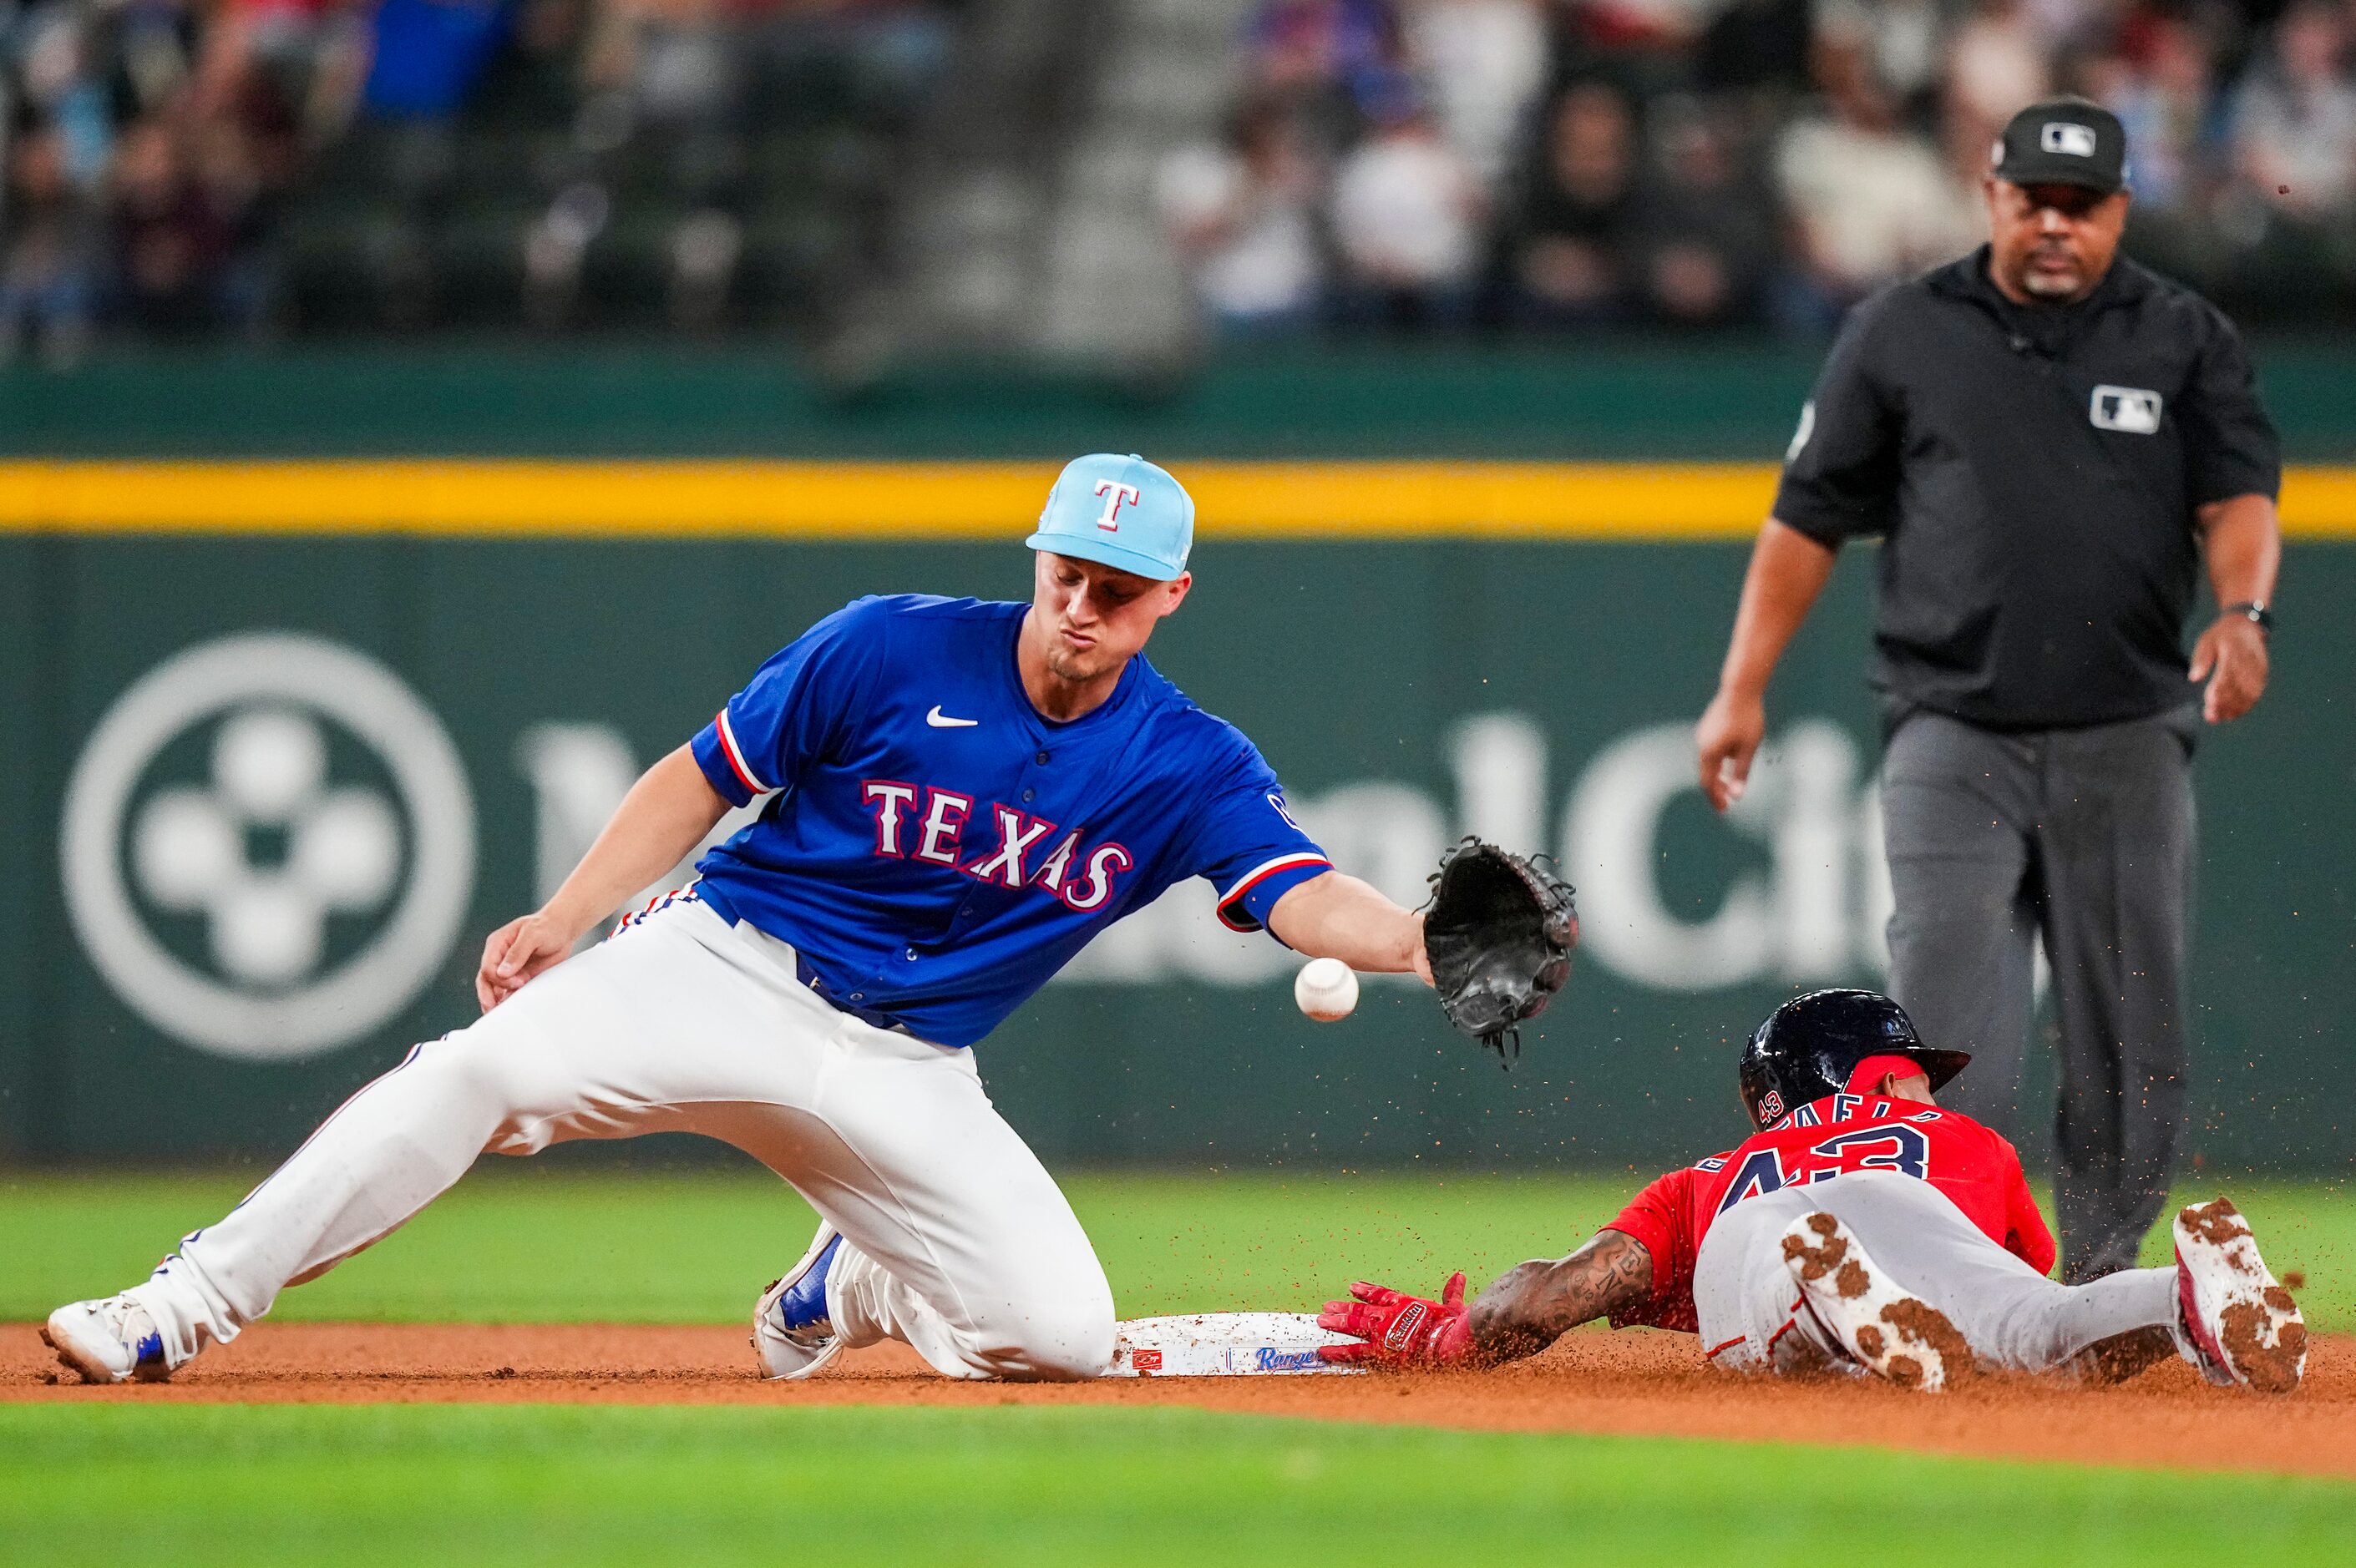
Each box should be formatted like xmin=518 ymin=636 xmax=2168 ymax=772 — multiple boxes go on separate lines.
xmin=793 ymin=955 xmax=919 ymax=1036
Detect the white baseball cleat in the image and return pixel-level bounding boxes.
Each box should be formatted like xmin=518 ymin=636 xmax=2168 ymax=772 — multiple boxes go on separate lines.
xmin=43 ymin=1292 xmax=184 ymax=1385
xmin=2172 ymin=1199 xmax=2305 ymax=1394
xmin=750 ymin=1222 xmax=846 ymax=1381
xmin=1781 ymin=1211 xmax=1974 ymax=1392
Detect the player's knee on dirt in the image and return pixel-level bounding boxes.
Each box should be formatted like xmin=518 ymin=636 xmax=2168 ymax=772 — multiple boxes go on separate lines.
xmin=1006 ymin=1313 xmax=1117 ymax=1382
xmin=976 ymin=1289 xmax=1117 ymax=1381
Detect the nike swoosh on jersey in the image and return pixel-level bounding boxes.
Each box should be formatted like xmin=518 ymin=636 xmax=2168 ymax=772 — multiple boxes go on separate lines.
xmin=925 ymin=706 xmax=980 ymax=728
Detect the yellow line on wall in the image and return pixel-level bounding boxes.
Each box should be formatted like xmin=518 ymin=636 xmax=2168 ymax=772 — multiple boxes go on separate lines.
xmin=0 ymin=461 xmax=2350 ymax=538
xmin=2280 ymin=467 xmax=2356 ymax=536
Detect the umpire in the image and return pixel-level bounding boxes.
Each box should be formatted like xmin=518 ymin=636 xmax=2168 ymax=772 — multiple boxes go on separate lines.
xmin=1693 ymin=98 xmax=2283 ymax=1282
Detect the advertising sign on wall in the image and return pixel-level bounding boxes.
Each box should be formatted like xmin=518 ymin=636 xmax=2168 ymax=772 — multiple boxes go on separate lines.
xmin=3 ymin=503 xmax=2346 ymax=1169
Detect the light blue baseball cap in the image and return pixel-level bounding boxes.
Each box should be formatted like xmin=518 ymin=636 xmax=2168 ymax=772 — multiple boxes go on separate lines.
xmin=1026 ymin=453 xmax=1195 ymax=581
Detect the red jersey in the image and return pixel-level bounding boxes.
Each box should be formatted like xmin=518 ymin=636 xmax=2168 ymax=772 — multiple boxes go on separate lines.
xmin=1603 ymin=1092 xmax=2055 ymax=1333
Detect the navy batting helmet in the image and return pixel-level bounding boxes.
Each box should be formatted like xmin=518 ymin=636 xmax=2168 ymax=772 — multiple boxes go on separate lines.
xmin=1736 ymin=989 xmax=1970 ymax=1130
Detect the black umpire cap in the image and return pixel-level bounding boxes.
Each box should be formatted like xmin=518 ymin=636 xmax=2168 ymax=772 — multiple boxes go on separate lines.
xmin=1990 ymin=96 xmax=2129 ymax=195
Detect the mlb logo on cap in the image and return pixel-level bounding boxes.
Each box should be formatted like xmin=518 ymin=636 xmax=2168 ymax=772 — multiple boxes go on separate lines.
xmin=2041 ymin=121 xmax=2098 ymax=157
xmin=1993 ymin=97 xmax=2127 ymax=193
xmin=1027 ymin=453 xmax=1196 ymax=581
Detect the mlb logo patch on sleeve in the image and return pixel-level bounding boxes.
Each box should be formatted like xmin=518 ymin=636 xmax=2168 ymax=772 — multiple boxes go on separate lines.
xmin=2090 ymin=385 xmax=2163 ymax=433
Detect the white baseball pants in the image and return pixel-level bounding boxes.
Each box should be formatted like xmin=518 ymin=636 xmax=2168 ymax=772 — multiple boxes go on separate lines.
xmin=1693 ymin=1170 xmax=2176 ymax=1376
xmin=146 ymin=896 xmax=1117 ymax=1380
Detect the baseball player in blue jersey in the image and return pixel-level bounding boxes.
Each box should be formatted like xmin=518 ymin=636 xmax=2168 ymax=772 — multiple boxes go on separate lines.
xmin=44 ymin=454 xmax=1435 ymax=1386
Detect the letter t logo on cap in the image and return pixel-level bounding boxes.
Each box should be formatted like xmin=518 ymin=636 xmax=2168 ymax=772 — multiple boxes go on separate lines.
xmin=1027 ymin=453 xmax=1194 ymax=579
xmin=1093 ymin=480 xmax=1142 ymax=532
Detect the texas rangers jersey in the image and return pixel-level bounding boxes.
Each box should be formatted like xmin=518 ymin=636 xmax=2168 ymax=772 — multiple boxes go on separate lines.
xmin=1602 ymin=1093 xmax=2055 ymax=1333
xmin=686 ymin=595 xmax=1333 ymax=1047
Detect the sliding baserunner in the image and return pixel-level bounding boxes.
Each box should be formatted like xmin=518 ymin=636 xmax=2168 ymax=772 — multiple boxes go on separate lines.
xmin=47 ymin=453 xmax=1431 ymax=1386
xmin=1318 ymin=990 xmax=2304 ymax=1393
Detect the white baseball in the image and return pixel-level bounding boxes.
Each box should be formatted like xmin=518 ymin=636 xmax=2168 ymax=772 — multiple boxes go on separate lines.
xmin=1293 ymin=957 xmax=1359 ymax=1022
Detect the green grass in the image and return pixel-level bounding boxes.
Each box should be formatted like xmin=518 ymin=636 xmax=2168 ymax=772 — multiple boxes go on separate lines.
xmin=5 ymin=1404 xmax=2353 ymax=1565
xmin=4 ymin=1166 xmax=2352 ymax=1327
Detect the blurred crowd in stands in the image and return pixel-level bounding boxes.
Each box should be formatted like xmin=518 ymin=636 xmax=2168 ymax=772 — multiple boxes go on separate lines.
xmin=8 ymin=0 xmax=2354 ymax=358
xmin=0 ymin=0 xmax=955 ymax=361
xmin=1161 ymin=0 xmax=2356 ymax=336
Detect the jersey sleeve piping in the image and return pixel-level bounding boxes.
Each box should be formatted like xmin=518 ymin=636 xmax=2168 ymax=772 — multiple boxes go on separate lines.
xmin=714 ymin=707 xmax=771 ymax=794
xmin=1214 ymin=852 xmax=1334 ymax=932
xmin=690 ymin=716 xmax=754 ymax=807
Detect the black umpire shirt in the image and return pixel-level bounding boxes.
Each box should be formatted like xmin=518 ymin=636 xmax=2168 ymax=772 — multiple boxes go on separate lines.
xmin=1773 ymin=245 xmax=2280 ymax=731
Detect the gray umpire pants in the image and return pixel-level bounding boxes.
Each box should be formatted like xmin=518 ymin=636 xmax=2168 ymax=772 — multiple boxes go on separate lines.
xmin=1881 ymin=707 xmax=2196 ymax=1282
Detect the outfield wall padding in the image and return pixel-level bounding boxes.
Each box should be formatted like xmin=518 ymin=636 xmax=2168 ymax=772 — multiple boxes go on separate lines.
xmin=2 ymin=493 xmax=2348 ymax=1171
xmin=6 ymin=343 xmax=2354 ymax=460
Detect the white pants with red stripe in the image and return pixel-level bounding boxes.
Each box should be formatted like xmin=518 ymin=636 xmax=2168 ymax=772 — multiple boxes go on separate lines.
xmin=1693 ymin=1170 xmax=2175 ymax=1375
xmin=139 ymin=896 xmax=1117 ymax=1380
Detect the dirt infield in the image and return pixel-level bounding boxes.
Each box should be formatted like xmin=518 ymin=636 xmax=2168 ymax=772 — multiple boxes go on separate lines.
xmin=11 ymin=1323 xmax=2356 ymax=1478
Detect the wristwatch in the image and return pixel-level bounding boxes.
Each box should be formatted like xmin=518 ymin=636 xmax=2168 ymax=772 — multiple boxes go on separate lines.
xmin=2223 ymin=600 xmax=2274 ymax=632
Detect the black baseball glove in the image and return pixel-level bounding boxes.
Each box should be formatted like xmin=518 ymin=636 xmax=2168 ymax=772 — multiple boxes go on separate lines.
xmin=1421 ymin=838 xmax=1578 ymax=1062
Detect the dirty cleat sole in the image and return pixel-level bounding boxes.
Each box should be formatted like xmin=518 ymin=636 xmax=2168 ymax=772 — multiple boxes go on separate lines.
xmin=1781 ymin=1211 xmax=1973 ymax=1392
xmin=2174 ymin=1199 xmax=2304 ymax=1394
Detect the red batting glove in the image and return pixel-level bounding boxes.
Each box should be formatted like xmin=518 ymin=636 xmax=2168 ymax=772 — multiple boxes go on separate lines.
xmin=1316 ymin=1272 xmax=1472 ymax=1366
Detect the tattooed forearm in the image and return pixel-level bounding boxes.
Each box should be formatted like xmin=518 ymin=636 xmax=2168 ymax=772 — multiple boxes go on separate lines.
xmin=1465 ymin=1229 xmax=1654 ymax=1365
